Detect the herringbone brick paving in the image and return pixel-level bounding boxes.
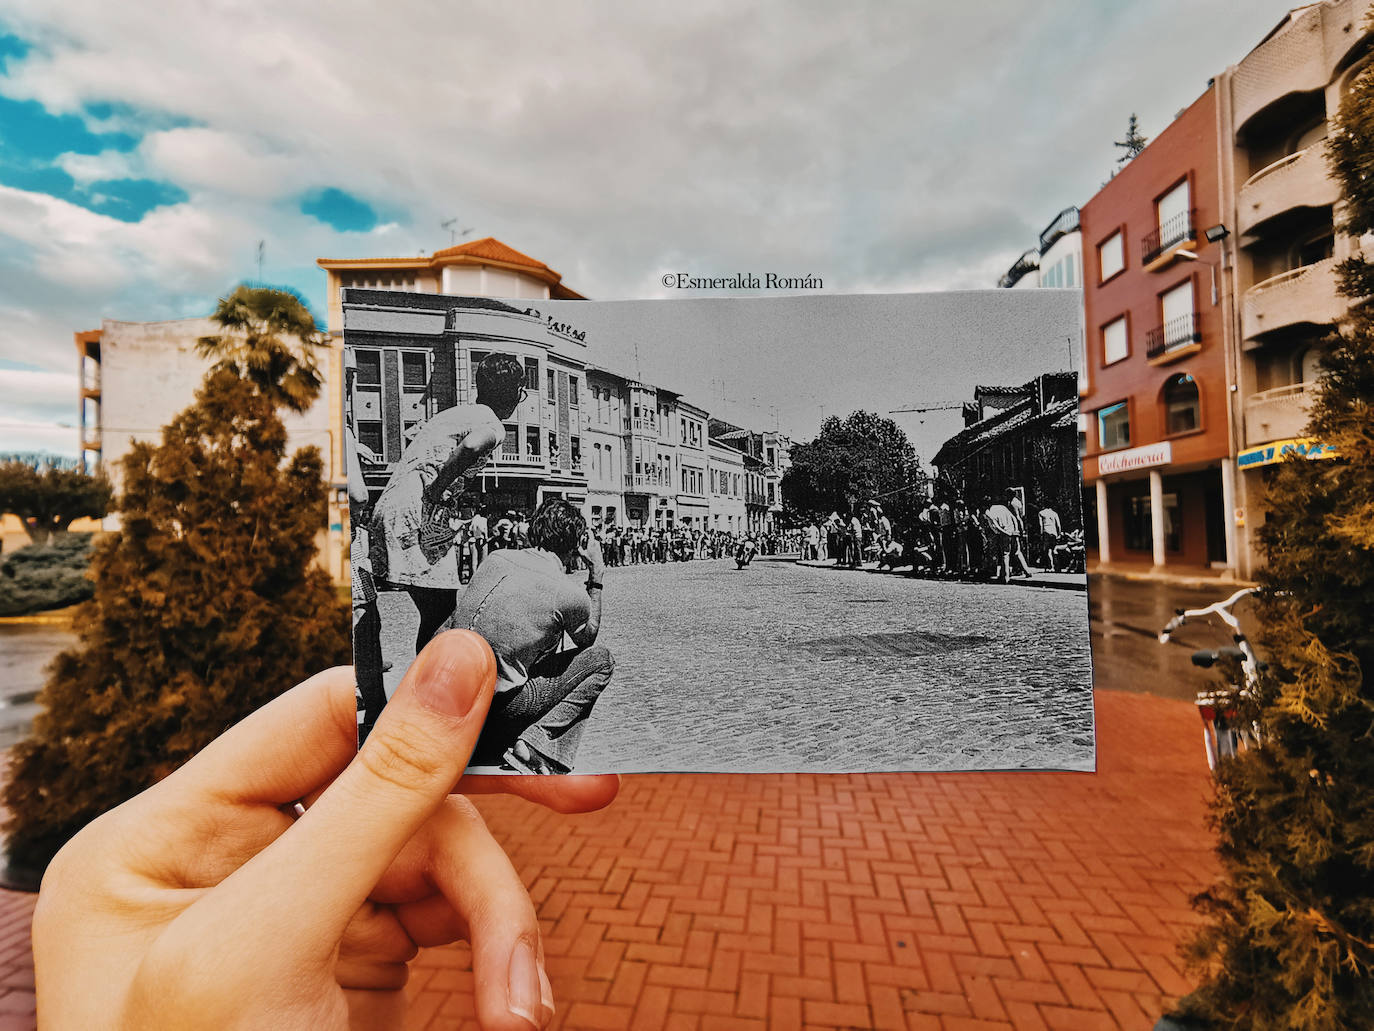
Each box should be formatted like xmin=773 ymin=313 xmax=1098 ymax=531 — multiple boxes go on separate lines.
xmin=0 ymin=689 xmax=1215 ymax=1029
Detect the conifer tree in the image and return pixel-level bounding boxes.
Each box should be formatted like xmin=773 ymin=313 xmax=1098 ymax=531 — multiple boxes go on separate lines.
xmin=3 ymin=288 xmax=349 ymax=876
xmin=1174 ymin=36 xmax=1374 ymax=1030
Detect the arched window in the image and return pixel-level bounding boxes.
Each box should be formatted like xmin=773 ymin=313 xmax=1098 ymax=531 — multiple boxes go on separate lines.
xmin=1162 ymin=373 xmax=1200 ymax=435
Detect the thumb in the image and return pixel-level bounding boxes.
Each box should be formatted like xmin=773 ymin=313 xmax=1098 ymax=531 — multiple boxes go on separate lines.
xmin=215 ymin=630 xmax=497 ymax=952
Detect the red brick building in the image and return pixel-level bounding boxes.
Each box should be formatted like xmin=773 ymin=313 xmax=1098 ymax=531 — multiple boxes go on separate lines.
xmin=1080 ymin=85 xmax=1237 ymax=573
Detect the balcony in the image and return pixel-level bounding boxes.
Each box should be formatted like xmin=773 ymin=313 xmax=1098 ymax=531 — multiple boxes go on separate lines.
xmin=1241 ymin=257 xmax=1343 ymax=345
xmin=1145 ymin=313 xmax=1203 ymax=365
xmin=1141 ymin=209 xmax=1196 ymax=270
xmin=1230 ymin=0 xmax=1372 ymax=139
xmin=494 ymin=451 xmax=541 ymax=467
xmin=1237 ymin=143 xmax=1337 ymax=239
xmin=1038 ymin=206 xmax=1080 ymax=254
xmin=997 ymin=249 xmax=1039 ymax=289
xmin=1245 ymin=382 xmax=1314 ymax=447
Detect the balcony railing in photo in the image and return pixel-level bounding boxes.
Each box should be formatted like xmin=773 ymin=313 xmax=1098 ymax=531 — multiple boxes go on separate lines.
xmin=1145 ymin=313 xmax=1202 ymax=360
xmin=1142 ymin=208 xmax=1197 ymax=266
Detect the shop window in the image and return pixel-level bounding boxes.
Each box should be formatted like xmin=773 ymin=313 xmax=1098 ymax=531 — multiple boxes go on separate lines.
xmin=1163 ymin=374 xmax=1200 ymax=435
xmin=1098 ymin=401 xmax=1130 ymax=450
xmin=1123 ymin=493 xmax=1181 ymax=553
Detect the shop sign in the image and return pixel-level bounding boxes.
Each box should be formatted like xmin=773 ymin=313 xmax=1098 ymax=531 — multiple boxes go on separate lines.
xmin=1096 ymin=441 xmax=1172 ymax=476
xmin=1237 ymin=438 xmax=1337 ymax=469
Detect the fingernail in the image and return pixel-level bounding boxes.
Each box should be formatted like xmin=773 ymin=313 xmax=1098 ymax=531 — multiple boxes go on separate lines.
xmin=508 ymin=939 xmax=543 ymax=1028
xmin=411 ymin=631 xmax=491 ymax=718
xmin=538 ymin=959 xmax=555 ymax=1025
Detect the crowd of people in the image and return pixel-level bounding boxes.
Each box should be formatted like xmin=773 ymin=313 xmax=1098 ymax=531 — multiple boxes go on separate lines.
xmin=797 ymin=491 xmax=1082 ymax=583
xmin=589 ymin=525 xmax=803 ymax=566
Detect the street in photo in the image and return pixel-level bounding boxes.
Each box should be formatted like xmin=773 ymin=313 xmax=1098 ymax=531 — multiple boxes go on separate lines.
xmin=344 ymin=290 xmax=1093 ymax=774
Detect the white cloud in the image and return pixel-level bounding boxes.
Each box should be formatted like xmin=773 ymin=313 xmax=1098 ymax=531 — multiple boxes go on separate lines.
xmin=55 ymin=148 xmax=139 ymax=184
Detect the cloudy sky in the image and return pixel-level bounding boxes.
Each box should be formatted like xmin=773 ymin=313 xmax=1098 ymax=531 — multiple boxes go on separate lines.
xmin=0 ymin=0 xmax=1296 ymax=456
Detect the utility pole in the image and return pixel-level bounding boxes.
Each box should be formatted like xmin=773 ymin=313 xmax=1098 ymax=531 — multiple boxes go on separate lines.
xmin=256 ymin=240 xmax=265 ymax=283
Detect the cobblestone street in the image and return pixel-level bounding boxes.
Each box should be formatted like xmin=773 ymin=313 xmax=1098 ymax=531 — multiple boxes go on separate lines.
xmin=377 ymin=557 xmax=1094 ymax=774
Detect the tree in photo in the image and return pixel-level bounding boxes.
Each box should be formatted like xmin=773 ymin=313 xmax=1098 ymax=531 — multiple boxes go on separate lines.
xmin=0 ymin=461 xmax=112 ymax=546
xmin=782 ymin=410 xmax=922 ymax=523
xmin=1174 ymin=41 xmax=1374 ymax=1030
xmin=3 ymin=287 xmax=349 ymax=876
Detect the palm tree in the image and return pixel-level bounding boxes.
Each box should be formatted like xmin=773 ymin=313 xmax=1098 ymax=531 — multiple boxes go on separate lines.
xmin=197 ymin=285 xmax=325 ymax=413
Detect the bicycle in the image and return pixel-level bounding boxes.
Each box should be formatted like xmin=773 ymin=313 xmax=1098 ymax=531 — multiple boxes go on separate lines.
xmin=1158 ymin=586 xmax=1266 ymax=775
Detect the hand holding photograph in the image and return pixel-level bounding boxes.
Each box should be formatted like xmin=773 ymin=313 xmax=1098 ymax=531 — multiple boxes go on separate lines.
xmin=344 ymin=289 xmax=1093 ymax=774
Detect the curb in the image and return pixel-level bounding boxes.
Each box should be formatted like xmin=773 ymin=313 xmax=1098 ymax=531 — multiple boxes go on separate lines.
xmin=1089 ymin=567 xmax=1259 ymax=590
xmin=794 ymin=560 xmax=1088 ymax=592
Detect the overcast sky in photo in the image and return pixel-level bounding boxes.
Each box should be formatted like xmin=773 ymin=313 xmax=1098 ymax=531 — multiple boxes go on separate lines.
xmin=0 ymin=0 xmax=1299 ymax=455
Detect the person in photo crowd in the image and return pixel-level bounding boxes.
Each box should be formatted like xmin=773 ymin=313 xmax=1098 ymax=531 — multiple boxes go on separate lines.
xmin=369 ymin=354 xmax=526 ymax=654
xmin=448 ymin=498 xmax=615 ymax=775
xmin=1037 ymin=503 xmax=1062 ymax=571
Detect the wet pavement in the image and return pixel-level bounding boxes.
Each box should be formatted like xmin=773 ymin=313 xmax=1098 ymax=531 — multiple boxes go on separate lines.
xmin=1087 ymin=577 xmax=1262 ymax=703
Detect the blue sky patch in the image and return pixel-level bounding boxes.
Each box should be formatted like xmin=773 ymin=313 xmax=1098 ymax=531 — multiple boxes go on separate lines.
xmin=0 ymin=30 xmax=28 ymax=73
xmin=300 ymin=187 xmax=379 ymax=232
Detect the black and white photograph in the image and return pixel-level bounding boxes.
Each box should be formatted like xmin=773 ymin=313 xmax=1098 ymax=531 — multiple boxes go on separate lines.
xmin=345 ymin=289 xmax=1093 ymax=774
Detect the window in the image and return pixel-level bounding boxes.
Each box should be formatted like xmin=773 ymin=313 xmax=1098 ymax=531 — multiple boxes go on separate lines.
xmin=1099 ymin=231 xmax=1124 ymax=281
xmin=1097 ymin=401 xmax=1130 ymax=450
xmin=523 ymin=358 xmax=539 ymax=391
xmin=546 ymin=369 xmax=556 ymax=402
xmin=568 ymin=377 xmax=579 ymax=406
xmin=469 ymin=350 xmax=488 ymax=388
xmin=548 ymin=432 xmax=560 ymax=459
xmin=1156 ymin=180 xmax=1190 ymax=243
xmin=357 ymin=420 xmax=383 ymax=454
xmin=401 ymin=352 xmax=427 ymax=388
xmin=502 ymin=425 xmax=518 ymax=456
xmin=571 ymin=436 xmax=581 ymax=468
xmin=1103 ymin=317 xmax=1128 ymax=365
xmin=1163 ymin=374 xmax=1200 ymax=435
xmin=525 ymin=426 xmax=541 ymax=457
xmin=356 ymin=349 xmax=382 ymax=386
xmin=1160 ymin=280 xmax=1195 ymax=350
xmin=1124 ymin=492 xmax=1181 ymax=553
xmin=1296 ymin=233 xmax=1334 ymax=269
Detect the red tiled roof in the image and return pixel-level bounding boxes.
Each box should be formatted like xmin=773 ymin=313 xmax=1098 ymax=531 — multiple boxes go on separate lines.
xmin=429 ymin=237 xmax=555 ymax=273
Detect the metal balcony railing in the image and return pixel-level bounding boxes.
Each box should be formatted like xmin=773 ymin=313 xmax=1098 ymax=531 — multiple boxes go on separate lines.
xmin=997 ymin=249 xmax=1040 ymax=289
xmin=1142 ymin=208 xmax=1197 ymax=265
xmin=1145 ymin=313 xmax=1202 ymax=359
xmin=1038 ymin=206 xmax=1080 ymax=253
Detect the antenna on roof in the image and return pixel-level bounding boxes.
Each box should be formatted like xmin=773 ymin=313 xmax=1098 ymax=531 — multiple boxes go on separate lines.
xmin=440 ymin=218 xmax=474 ymax=247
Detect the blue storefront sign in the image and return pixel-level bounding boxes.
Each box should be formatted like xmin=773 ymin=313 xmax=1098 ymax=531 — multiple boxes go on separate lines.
xmin=1237 ymin=438 xmax=1337 ymax=469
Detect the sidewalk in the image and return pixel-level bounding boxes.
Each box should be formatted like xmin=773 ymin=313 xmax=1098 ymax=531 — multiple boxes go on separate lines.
xmin=0 ymin=689 xmax=1216 ymax=1030
xmin=795 ymin=559 xmax=1087 ymax=592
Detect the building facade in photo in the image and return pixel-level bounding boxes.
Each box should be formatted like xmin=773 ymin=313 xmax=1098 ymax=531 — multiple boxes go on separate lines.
xmin=931 ymin=373 xmax=1081 ymax=527
xmin=1215 ymin=0 xmax=1373 ymax=577
xmin=1078 ymin=85 xmax=1237 ymax=573
xmin=707 ymin=438 xmax=747 ymax=533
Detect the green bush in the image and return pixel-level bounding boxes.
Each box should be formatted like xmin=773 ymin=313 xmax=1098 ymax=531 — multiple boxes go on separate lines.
xmin=0 ymin=534 xmax=95 ymax=616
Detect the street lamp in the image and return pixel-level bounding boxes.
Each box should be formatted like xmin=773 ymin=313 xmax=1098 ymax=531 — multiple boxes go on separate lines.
xmin=1177 ymin=223 xmax=1229 ymax=304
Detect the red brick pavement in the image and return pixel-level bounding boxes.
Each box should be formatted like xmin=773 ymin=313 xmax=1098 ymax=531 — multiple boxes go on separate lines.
xmin=0 ymin=689 xmax=1217 ymax=1030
